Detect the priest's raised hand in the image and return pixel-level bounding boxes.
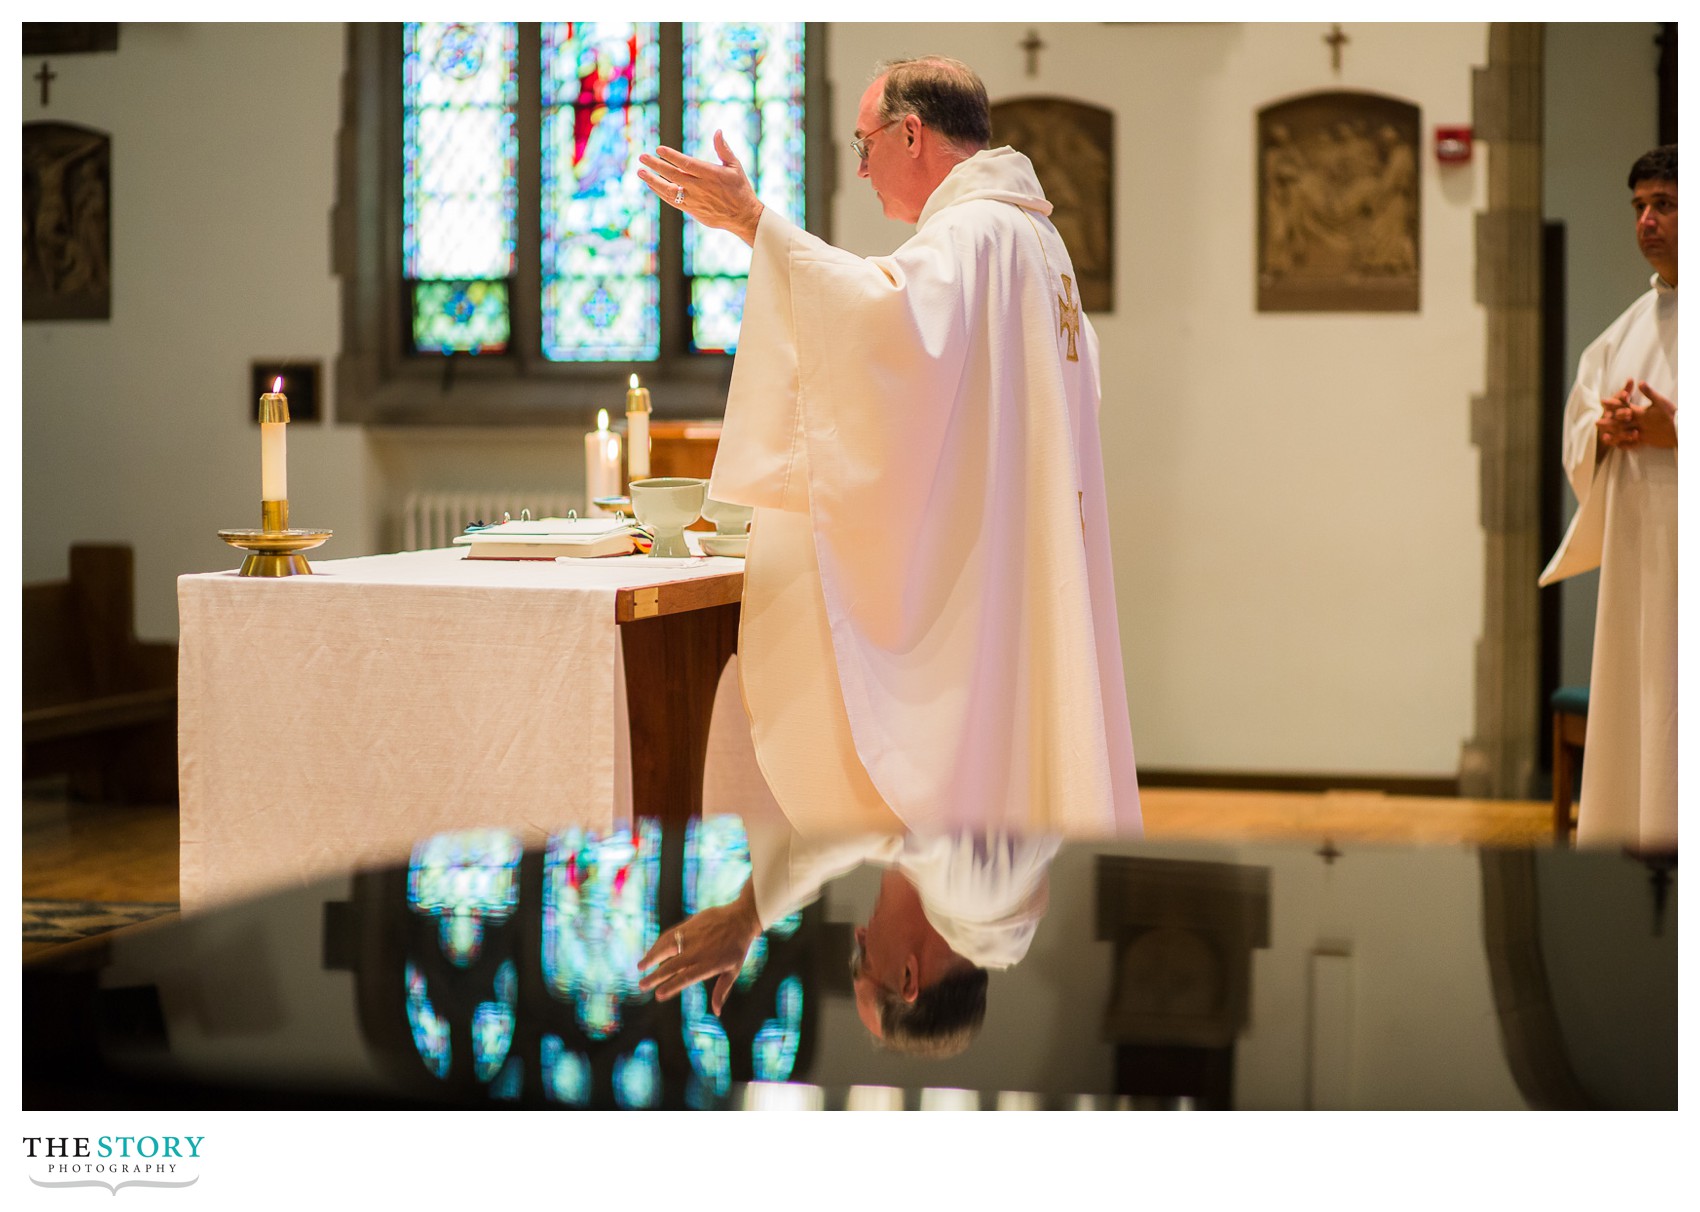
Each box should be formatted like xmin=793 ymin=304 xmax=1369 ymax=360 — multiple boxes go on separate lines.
xmin=638 ymin=130 xmax=765 ymax=248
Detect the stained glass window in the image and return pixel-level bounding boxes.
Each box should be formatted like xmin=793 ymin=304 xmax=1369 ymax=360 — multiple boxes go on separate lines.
xmin=411 ymin=279 xmax=510 ymax=356
xmin=403 ymin=22 xmax=518 ymax=355
xmin=541 ymin=23 xmax=661 ymax=362
xmin=682 ymin=22 xmax=806 ymax=353
xmin=395 ymin=22 xmax=808 ymax=371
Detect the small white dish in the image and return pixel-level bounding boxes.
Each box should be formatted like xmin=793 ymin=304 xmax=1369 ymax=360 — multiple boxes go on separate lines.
xmin=700 ymin=534 xmax=748 ymax=559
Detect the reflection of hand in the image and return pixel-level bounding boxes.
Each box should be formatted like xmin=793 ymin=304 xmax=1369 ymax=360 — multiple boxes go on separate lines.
xmin=1630 ymin=381 xmax=1678 ymax=449
xmin=637 ymin=131 xmax=765 ymax=247
xmin=638 ymin=879 xmax=762 ymax=1015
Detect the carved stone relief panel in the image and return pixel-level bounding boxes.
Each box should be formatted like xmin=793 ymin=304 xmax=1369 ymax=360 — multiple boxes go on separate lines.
xmin=24 ymin=121 xmax=111 ymax=322
xmin=990 ymin=96 xmax=1115 ymax=312
xmin=1257 ymin=91 xmax=1420 ymax=312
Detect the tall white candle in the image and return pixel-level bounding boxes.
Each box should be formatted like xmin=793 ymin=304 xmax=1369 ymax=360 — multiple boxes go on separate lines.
xmin=626 ymin=373 xmax=651 ymax=481
xmin=259 ymin=376 xmax=288 ymax=504
xmin=585 ymin=408 xmax=623 ymax=515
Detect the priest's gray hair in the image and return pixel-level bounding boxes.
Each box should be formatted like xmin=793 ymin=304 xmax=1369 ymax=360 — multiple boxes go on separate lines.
xmin=850 ymin=931 xmax=989 ymax=1057
xmin=1628 ymin=144 xmax=1677 ymax=189
xmin=876 ymin=966 xmax=989 ymax=1059
xmin=875 ymin=56 xmax=992 ymax=151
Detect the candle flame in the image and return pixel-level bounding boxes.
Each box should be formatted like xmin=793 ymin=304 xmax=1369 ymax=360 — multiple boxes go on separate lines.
xmin=272 ymin=376 xmax=283 ymax=393
xmin=629 ymin=373 xmax=640 ymax=390
xmin=597 ymin=408 xmax=609 ymax=431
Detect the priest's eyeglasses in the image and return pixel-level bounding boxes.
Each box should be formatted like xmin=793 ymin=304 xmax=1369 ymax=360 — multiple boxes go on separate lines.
xmin=851 ymin=116 xmax=901 ymax=161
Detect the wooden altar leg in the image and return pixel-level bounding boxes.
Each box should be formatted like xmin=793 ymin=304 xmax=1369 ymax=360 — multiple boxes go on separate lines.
xmin=619 ymin=602 xmax=739 ymax=830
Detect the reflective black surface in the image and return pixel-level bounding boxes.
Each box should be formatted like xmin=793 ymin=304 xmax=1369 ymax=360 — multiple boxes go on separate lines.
xmin=22 ymin=823 xmax=1677 ymax=1110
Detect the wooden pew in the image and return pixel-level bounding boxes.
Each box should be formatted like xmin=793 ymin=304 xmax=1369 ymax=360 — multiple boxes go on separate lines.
xmin=22 ymin=545 xmax=178 ymax=802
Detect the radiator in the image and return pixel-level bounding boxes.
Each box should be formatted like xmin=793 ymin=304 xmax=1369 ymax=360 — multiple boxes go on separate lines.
xmin=399 ymin=491 xmax=585 ymax=551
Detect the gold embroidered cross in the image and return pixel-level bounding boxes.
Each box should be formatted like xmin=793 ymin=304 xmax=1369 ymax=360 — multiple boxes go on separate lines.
xmin=1058 ymin=274 xmax=1081 ymax=363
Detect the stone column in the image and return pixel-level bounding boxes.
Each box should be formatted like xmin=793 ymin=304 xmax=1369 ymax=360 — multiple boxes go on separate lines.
xmin=1461 ymin=24 xmax=1543 ymax=799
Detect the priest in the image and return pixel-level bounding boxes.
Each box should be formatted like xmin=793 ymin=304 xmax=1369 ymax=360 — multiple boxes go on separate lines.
xmin=638 ymin=57 xmax=1140 ymax=839
xmin=1539 ymin=145 xmax=1677 ymax=848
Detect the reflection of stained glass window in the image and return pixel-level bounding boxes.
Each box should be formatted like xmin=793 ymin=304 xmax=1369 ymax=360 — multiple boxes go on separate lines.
xmin=752 ymin=975 xmax=804 ymax=1081
xmin=686 ymin=814 xmax=800 ymax=988
xmin=541 ymin=821 xmax=661 ymax=1038
xmin=540 ymin=1035 xmax=592 ymax=1107
xmin=491 ymin=1056 xmax=523 ymax=1101
xmin=407 ymin=828 xmax=523 ymax=966
xmin=541 ymin=22 xmax=661 ymax=361
xmin=614 ymin=1039 xmax=661 ymax=1109
xmin=402 ymin=21 xmax=518 ymax=355
xmin=472 ymin=960 xmax=518 ymax=1081
xmin=680 ymin=983 xmax=731 ymax=1108
xmin=682 ymin=22 xmax=806 ymax=353
xmin=405 ymin=962 xmax=452 ymax=1079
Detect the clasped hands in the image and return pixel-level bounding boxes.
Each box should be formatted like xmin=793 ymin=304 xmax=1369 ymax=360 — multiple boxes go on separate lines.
xmin=1597 ymin=378 xmax=1677 ymax=455
xmin=637 ymin=879 xmax=763 ymax=1016
xmin=637 ymin=130 xmax=765 ymax=248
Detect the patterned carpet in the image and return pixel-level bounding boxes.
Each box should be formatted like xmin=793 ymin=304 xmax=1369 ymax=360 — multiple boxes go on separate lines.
xmin=23 ymin=900 xmax=179 ymax=948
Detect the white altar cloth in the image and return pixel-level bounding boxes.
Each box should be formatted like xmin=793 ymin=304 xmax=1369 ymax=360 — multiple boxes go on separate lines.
xmin=177 ymin=546 xmax=766 ymax=911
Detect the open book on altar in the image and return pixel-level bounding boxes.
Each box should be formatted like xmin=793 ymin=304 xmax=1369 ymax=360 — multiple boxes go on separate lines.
xmin=453 ymin=517 xmax=653 ymax=560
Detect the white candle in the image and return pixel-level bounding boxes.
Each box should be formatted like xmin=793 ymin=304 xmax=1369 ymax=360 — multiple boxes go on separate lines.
xmin=584 ymin=408 xmax=623 ymax=515
xmin=626 ymin=373 xmax=651 ymax=481
xmin=259 ymin=376 xmax=288 ymax=505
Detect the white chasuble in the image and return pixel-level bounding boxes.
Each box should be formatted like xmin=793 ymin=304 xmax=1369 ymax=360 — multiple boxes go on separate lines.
xmin=710 ymin=148 xmax=1140 ymax=838
xmin=1539 ymin=278 xmax=1677 ymax=847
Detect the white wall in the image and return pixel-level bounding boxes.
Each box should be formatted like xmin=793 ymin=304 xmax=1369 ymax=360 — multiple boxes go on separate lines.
xmin=26 ymin=22 xmax=1509 ymax=777
xmin=23 ymin=23 xmax=376 ymax=641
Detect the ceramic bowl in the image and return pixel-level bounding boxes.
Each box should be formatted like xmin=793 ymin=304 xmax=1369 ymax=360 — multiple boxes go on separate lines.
xmin=700 ymin=533 xmax=748 ymax=559
xmin=701 ymin=498 xmax=753 ymax=535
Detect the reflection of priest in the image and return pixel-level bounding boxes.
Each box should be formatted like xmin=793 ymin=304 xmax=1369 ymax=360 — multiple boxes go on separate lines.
xmin=639 ymin=56 xmax=1140 ymax=839
xmin=640 ymin=821 xmax=1060 ymax=1058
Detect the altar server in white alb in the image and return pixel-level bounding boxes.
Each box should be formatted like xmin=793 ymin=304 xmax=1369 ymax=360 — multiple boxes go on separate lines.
xmin=638 ymin=57 xmax=1139 ymax=839
xmin=1540 ymin=145 xmax=1677 ymax=849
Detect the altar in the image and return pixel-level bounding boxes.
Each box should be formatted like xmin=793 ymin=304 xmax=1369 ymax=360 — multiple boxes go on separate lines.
xmin=176 ymin=545 xmax=775 ymax=911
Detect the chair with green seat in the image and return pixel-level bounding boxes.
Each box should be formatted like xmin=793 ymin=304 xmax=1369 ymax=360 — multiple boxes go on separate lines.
xmin=1550 ymin=685 xmax=1589 ymax=844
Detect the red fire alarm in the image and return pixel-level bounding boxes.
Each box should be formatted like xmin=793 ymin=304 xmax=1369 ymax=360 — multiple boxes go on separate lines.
xmin=1435 ymin=126 xmax=1472 ymax=164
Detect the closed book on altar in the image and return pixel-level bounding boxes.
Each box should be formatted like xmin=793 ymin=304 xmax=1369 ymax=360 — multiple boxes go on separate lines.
xmin=454 ymin=518 xmax=651 ymax=560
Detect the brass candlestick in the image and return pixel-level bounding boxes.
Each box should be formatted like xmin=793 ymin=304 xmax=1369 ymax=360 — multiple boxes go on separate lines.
xmin=219 ymin=382 xmax=331 ymax=575
xmin=218 ymin=525 xmax=332 ymax=576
